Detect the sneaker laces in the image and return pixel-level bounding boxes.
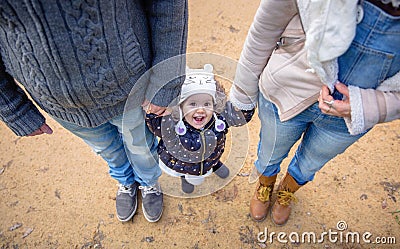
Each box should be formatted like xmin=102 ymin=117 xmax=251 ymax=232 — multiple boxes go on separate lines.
xmin=117 ymin=184 xmax=133 ymax=195
xmin=276 ymin=190 xmax=298 ymax=206
xmin=139 ymin=183 xmax=161 ymax=197
xmin=257 ymin=185 xmax=273 ymax=202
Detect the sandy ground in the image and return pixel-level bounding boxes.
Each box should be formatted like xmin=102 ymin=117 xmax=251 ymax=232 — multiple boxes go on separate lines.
xmin=1 ymin=1 xmax=400 ymax=248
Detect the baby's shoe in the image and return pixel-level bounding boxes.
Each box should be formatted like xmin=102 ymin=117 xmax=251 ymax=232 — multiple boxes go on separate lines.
xmin=181 ymin=176 xmax=194 ymax=193
xmin=214 ymin=164 xmax=229 ymax=179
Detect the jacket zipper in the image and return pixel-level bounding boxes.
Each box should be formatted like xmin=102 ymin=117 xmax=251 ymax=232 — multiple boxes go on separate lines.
xmin=197 ymin=117 xmax=216 ymax=176
xmin=199 ymin=130 xmax=206 ymax=176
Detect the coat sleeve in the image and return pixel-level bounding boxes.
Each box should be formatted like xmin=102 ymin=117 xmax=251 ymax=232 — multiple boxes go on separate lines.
xmin=344 ymin=72 xmax=400 ymax=135
xmin=0 ymin=55 xmax=45 ymax=136
xmin=144 ymin=0 xmax=188 ymax=107
xmin=230 ymin=0 xmax=297 ymax=110
xmin=145 ymin=113 xmax=163 ymax=137
xmin=221 ymin=101 xmax=255 ymax=127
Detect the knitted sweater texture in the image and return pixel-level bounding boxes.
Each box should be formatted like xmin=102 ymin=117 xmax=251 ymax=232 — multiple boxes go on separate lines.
xmin=0 ymin=0 xmax=188 ymax=136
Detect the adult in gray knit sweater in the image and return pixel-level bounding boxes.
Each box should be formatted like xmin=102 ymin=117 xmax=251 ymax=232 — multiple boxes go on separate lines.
xmin=0 ymin=0 xmax=188 ymax=223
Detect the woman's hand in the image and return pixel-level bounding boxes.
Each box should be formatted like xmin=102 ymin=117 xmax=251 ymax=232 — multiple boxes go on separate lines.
xmin=318 ymin=82 xmax=351 ymax=118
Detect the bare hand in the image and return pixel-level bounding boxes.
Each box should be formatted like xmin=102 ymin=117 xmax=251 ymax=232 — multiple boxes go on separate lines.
xmin=142 ymin=100 xmax=171 ymax=116
xmin=318 ymin=82 xmax=351 ymax=118
xmin=27 ymin=123 xmax=53 ymax=136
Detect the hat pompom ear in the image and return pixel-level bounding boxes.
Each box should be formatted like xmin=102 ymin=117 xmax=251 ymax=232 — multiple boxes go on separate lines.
xmin=214 ymin=113 xmax=226 ymax=132
xmin=203 ymin=64 xmax=214 ymax=73
xmin=175 ymin=120 xmax=187 ymax=135
xmin=175 ymin=108 xmax=187 ymax=135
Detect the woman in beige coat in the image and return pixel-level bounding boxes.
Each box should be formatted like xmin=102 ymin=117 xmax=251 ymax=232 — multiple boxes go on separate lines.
xmin=231 ymin=0 xmax=400 ymax=225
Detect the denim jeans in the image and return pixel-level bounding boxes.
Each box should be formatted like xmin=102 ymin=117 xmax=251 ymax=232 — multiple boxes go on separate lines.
xmin=256 ymin=95 xmax=367 ymax=185
xmin=53 ymin=106 xmax=160 ymax=186
xmin=334 ymin=0 xmax=400 ymax=99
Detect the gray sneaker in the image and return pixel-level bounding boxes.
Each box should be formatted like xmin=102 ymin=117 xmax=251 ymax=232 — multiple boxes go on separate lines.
xmin=116 ymin=182 xmax=138 ymax=222
xmin=139 ymin=182 xmax=163 ymax=222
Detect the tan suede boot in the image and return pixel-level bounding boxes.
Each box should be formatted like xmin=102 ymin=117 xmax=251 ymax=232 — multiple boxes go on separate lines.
xmin=271 ymin=172 xmax=302 ymax=226
xmin=250 ymin=174 xmax=277 ymax=222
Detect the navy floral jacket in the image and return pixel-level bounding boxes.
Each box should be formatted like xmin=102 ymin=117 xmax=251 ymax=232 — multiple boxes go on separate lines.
xmin=146 ymin=101 xmax=254 ymax=176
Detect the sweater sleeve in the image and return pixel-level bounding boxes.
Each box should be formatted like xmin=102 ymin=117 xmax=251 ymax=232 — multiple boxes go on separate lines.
xmin=144 ymin=0 xmax=188 ymax=107
xmin=0 ymin=56 xmax=45 ymax=136
xmin=344 ymin=72 xmax=400 ymax=135
xmin=231 ymin=0 xmax=297 ymax=109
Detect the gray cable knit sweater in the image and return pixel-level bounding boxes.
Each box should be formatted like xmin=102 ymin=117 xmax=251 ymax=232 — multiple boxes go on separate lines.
xmin=0 ymin=0 xmax=188 ymax=136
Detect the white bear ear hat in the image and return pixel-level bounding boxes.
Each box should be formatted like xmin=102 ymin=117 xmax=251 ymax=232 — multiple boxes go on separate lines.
xmin=175 ymin=64 xmax=226 ymax=135
xmin=178 ymin=64 xmax=217 ymax=104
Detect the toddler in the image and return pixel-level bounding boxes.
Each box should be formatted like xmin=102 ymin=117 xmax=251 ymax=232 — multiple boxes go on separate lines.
xmin=146 ymin=64 xmax=254 ymax=193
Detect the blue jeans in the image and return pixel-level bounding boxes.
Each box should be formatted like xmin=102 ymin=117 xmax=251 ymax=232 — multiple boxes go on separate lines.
xmin=53 ymin=107 xmax=160 ymax=186
xmin=256 ymin=95 xmax=367 ymax=185
xmin=334 ymin=0 xmax=400 ymax=99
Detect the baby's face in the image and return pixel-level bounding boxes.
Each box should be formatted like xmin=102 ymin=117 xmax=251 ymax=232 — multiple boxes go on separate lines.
xmin=181 ymin=93 xmax=214 ymax=130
